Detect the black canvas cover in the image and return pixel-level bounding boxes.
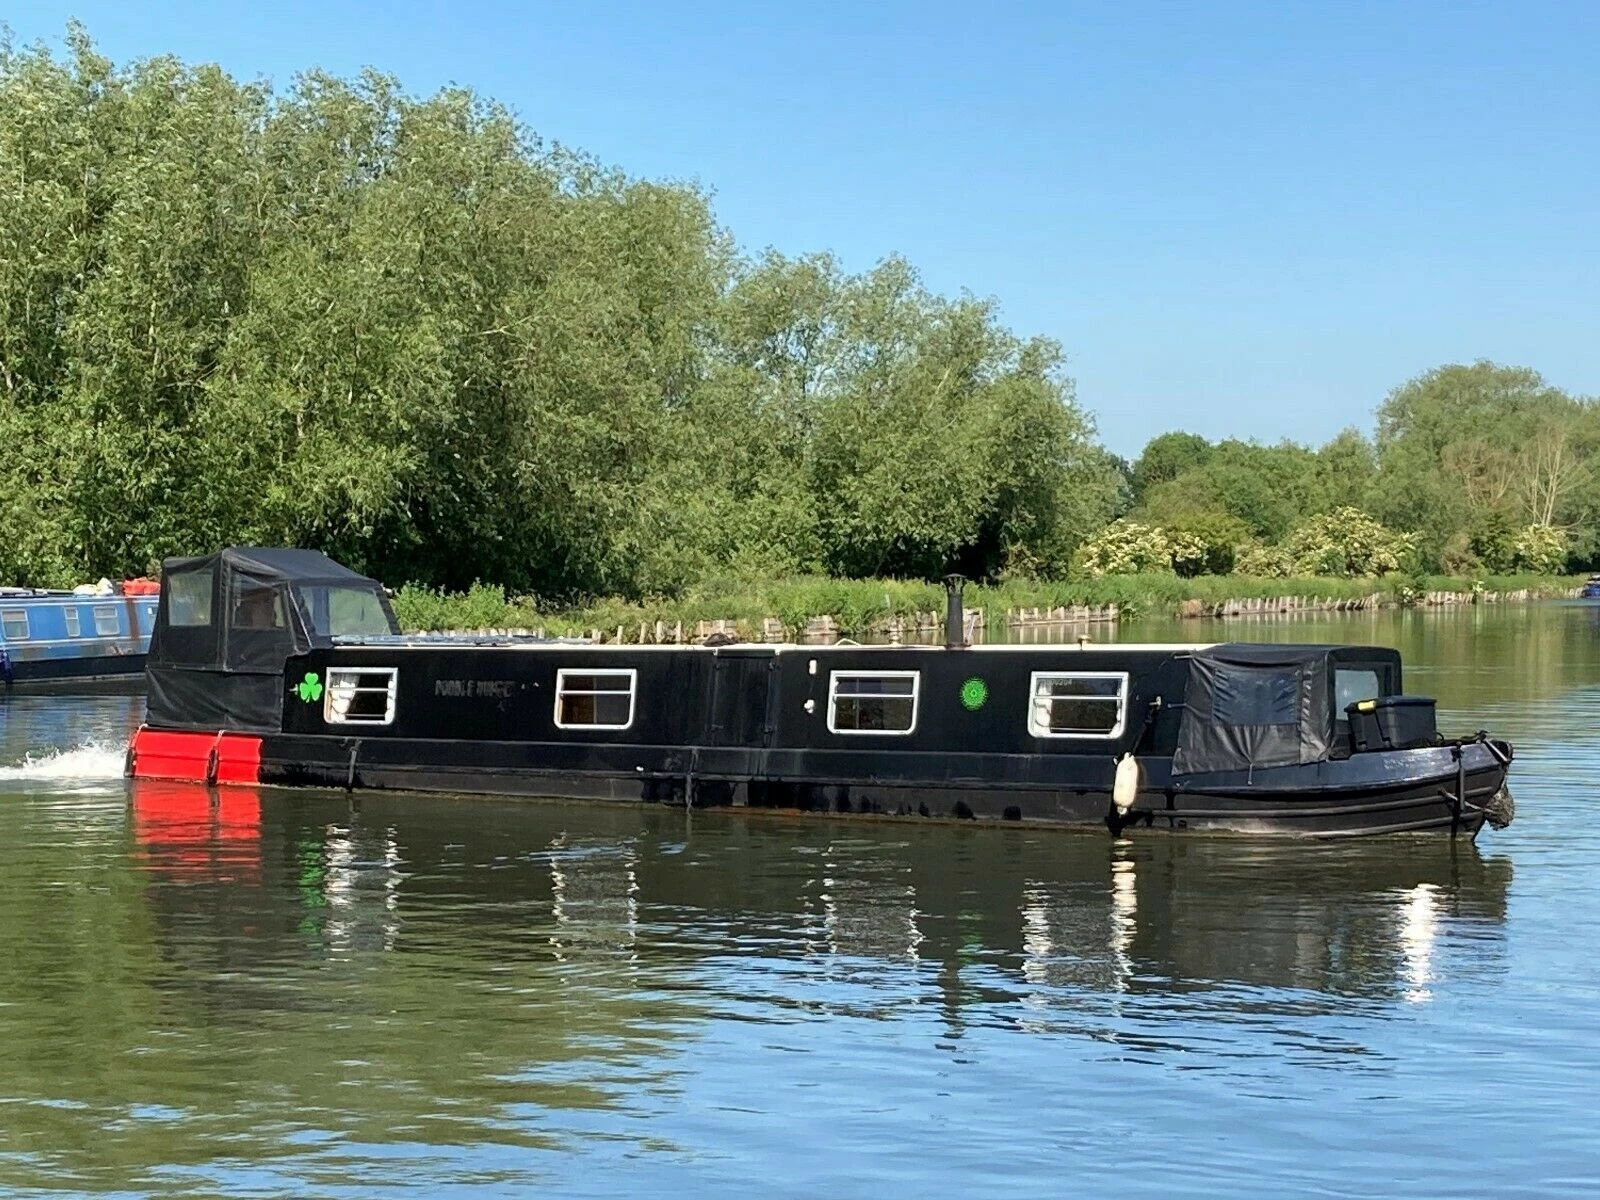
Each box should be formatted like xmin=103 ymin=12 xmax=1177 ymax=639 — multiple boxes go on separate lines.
xmin=1172 ymin=644 xmax=1335 ymax=775
xmin=147 ymin=547 xmax=397 ymax=731
xmin=146 ymin=670 xmax=288 ymax=733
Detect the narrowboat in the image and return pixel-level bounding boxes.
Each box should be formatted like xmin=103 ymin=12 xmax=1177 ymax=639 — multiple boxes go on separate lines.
xmin=126 ymin=548 xmax=1516 ymax=839
xmin=1579 ymin=575 xmax=1600 ymax=600
xmin=1 ymin=586 xmax=159 ymax=692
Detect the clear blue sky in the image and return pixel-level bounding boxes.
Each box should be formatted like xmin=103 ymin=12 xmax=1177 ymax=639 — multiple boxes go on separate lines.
xmin=9 ymin=1 xmax=1598 ymax=458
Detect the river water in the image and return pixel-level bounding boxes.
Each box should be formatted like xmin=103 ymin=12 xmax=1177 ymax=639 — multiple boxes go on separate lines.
xmin=1 ymin=603 xmax=1597 ymax=1197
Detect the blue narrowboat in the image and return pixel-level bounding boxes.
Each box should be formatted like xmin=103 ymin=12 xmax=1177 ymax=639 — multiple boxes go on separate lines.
xmin=0 ymin=588 xmax=159 ymax=692
xmin=1580 ymin=575 xmax=1600 ymax=600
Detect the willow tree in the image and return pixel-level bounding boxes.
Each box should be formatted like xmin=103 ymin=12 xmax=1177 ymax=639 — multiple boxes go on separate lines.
xmin=0 ymin=26 xmax=1130 ymax=593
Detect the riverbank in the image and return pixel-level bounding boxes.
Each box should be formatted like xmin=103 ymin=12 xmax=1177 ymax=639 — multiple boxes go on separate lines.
xmin=390 ymin=573 xmax=1585 ymax=641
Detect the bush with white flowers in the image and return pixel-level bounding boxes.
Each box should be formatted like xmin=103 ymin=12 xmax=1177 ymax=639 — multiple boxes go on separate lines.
xmin=1074 ymin=521 xmax=1173 ymax=577
xmin=1283 ymin=508 xmax=1416 ymax=577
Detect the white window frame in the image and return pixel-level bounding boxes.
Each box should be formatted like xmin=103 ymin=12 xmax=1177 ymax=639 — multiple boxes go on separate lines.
xmin=324 ymin=666 xmax=399 ymax=726
xmin=554 ymin=667 xmax=638 ymax=731
xmin=93 ymin=605 xmax=121 ymax=637
xmin=1027 ymin=670 xmax=1129 ymax=740
xmin=827 ymin=669 xmax=921 ymax=736
xmin=64 ymin=607 xmax=81 ymax=638
xmin=1 ymin=610 xmax=28 ymax=641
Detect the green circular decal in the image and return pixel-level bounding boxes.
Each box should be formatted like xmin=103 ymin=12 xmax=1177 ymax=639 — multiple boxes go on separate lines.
xmin=960 ymin=677 xmax=988 ymax=710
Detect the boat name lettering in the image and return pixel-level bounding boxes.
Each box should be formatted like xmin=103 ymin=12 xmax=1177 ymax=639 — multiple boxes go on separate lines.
xmin=434 ymin=678 xmax=517 ymax=699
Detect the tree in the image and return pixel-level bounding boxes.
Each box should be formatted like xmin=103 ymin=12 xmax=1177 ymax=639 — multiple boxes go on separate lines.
xmin=1129 ymin=432 xmax=1211 ymax=501
xmin=1314 ymin=429 xmax=1378 ymax=510
xmin=1466 ymin=510 xmax=1518 ymax=574
xmin=1522 ymin=420 xmax=1590 ymax=529
xmin=1166 ymin=513 xmax=1251 ymax=577
xmin=1372 ymin=362 xmax=1593 ymax=566
xmin=2 ymin=29 xmax=1591 ymax=595
xmin=1141 ymin=439 xmax=1330 ymax=542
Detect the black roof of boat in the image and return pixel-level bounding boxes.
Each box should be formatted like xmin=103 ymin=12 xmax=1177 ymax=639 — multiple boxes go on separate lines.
xmin=163 ymin=547 xmax=376 ymax=585
xmin=1204 ymin=642 xmax=1396 ymax=663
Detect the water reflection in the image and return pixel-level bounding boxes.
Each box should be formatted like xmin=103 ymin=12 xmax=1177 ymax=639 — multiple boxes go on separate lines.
xmin=131 ymin=783 xmax=262 ymax=886
xmin=546 ymin=834 xmax=639 ymax=960
xmin=99 ymin=784 xmax=1522 ymax=1171
xmin=1397 ymin=882 xmax=1440 ymax=1002
xmin=123 ymin=788 xmax=1511 ymax=1020
xmin=320 ymin=821 xmax=404 ymax=953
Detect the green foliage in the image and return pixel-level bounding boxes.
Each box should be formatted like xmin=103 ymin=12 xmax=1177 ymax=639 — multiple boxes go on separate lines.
xmin=1074 ymin=521 xmax=1173 ymax=577
xmin=1372 ymin=362 xmax=1600 ymax=567
xmin=0 ymin=30 xmax=1108 ymax=593
xmin=390 ymin=582 xmax=526 ymax=631
xmin=1233 ymin=542 xmax=1293 ymax=578
xmin=1316 ymin=428 xmax=1380 ymax=509
xmin=1165 ymin=513 xmax=1251 ymax=577
xmin=1140 ymin=438 xmax=1344 ymax=541
xmin=1282 ymin=508 xmax=1416 ymax=578
xmin=1129 ymin=431 xmax=1211 ymax=500
xmin=4 ymin=29 xmax=1598 ymax=600
xmin=1466 ymin=510 xmax=1518 ymax=574
xmin=1511 ymin=524 xmax=1568 ymax=574
xmin=1125 ymin=369 xmax=1600 ymax=578
xmin=391 ymin=571 xmax=1582 ymax=636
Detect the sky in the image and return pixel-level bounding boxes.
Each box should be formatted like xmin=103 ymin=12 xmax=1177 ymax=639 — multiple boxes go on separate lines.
xmin=8 ymin=1 xmax=1598 ymax=458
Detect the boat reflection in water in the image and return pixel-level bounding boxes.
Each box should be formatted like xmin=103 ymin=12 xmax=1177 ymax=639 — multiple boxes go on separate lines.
xmin=131 ymin=782 xmax=263 ymax=887
xmin=127 ymin=786 xmax=1512 ymax=1031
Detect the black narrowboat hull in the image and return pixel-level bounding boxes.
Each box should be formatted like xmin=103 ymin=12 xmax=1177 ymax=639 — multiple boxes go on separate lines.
xmin=1147 ymin=741 xmax=1512 ymax=836
xmin=132 ymin=724 xmax=1511 ymax=840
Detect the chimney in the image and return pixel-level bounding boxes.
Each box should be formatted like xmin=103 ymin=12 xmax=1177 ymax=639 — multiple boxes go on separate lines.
xmin=943 ymin=574 xmax=969 ymax=649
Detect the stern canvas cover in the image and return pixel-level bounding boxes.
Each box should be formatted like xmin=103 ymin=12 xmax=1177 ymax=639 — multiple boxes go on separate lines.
xmin=147 ymin=548 xmax=395 ymax=731
xmin=1172 ymin=645 xmax=1334 ymax=775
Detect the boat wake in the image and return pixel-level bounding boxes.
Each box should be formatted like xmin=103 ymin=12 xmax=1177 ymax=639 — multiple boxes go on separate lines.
xmin=0 ymin=741 xmax=128 ymax=783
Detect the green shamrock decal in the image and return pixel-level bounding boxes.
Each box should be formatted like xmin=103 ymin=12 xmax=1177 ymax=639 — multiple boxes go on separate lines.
xmin=960 ymin=677 xmax=988 ymax=711
xmin=295 ymin=671 xmax=324 ymax=703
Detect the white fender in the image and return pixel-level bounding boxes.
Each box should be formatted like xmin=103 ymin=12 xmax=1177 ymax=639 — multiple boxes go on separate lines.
xmin=1113 ymin=754 xmax=1140 ymax=815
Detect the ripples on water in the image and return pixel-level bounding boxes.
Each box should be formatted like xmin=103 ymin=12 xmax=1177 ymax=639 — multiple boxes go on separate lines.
xmin=0 ymin=605 xmax=1598 ymax=1197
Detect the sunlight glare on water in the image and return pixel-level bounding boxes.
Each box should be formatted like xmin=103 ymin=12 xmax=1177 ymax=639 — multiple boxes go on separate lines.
xmin=0 ymin=603 xmax=1597 ymax=1197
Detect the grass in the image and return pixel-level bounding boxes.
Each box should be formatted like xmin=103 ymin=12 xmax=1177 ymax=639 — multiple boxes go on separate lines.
xmin=389 ymin=573 xmax=1587 ymax=638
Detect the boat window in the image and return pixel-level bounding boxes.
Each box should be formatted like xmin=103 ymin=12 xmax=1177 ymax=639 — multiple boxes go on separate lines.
xmin=1 ymin=610 xmax=28 ymax=640
xmin=168 ymin=569 xmax=213 ymax=626
xmin=1028 ymin=672 xmax=1128 ymax=738
xmin=64 ymin=607 xmax=81 ymax=638
xmin=1335 ymin=668 xmax=1384 ymax=716
xmin=93 ymin=605 xmax=121 ymax=636
xmin=555 ymin=669 xmax=637 ymax=730
xmin=324 ymin=667 xmax=399 ymax=725
xmin=296 ymin=585 xmax=396 ymax=637
xmin=828 ymin=671 xmax=919 ymax=735
xmin=230 ymin=578 xmax=286 ymax=630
